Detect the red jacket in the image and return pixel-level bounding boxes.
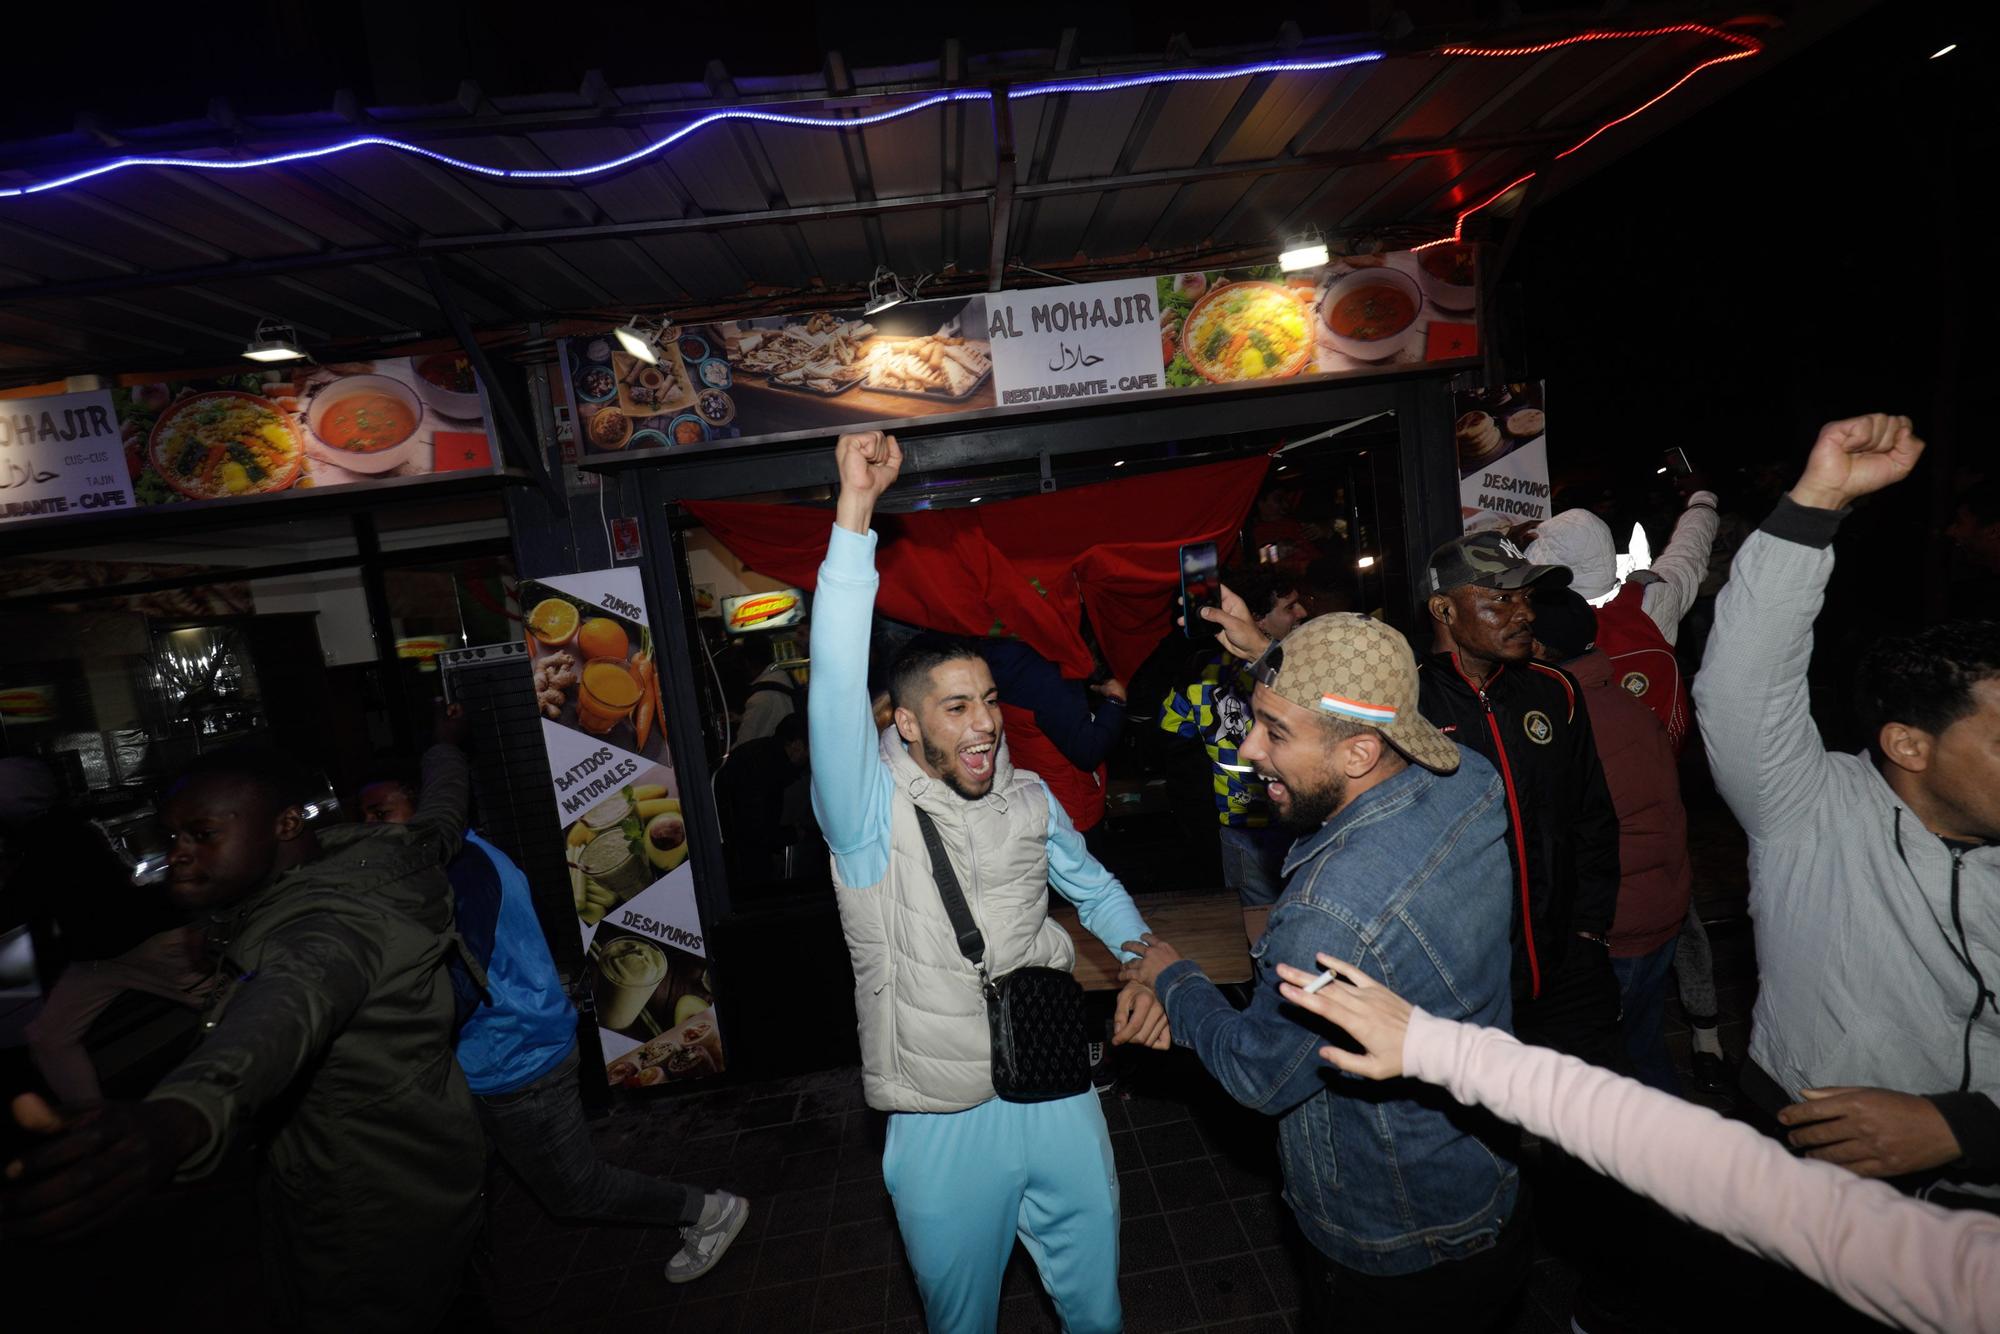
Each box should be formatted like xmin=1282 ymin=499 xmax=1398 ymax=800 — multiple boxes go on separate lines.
xmin=1566 ymin=650 xmax=1691 ymax=958
xmin=1592 ymin=582 xmax=1690 ymax=755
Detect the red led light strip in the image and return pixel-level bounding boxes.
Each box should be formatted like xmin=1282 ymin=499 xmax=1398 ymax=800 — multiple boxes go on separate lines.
xmin=1413 ymin=24 xmax=1765 ymax=252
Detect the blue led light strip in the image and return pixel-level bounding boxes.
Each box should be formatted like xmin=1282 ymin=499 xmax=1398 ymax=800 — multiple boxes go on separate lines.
xmin=0 ymin=54 xmax=1382 ymax=199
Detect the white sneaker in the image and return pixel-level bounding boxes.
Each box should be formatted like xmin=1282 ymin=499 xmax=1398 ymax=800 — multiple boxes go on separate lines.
xmin=666 ymin=1191 xmax=748 ymax=1284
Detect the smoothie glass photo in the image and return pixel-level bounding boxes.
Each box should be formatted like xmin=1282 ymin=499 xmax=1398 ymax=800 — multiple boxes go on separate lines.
xmin=594 ymin=937 xmax=667 ymax=1030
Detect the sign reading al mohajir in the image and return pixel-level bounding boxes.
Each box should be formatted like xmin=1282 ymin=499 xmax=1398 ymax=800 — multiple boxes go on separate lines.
xmin=0 ymin=355 xmax=499 ymax=528
xmin=559 ymin=245 xmax=1482 ymax=458
xmin=0 ymin=390 xmax=132 ymax=522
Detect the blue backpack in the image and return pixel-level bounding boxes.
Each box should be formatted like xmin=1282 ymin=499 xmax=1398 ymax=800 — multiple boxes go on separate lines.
xmin=444 ymin=841 xmax=504 ymax=1035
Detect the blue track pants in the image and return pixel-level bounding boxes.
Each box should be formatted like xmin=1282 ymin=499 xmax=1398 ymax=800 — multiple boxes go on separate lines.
xmin=882 ymin=1090 xmax=1120 ymax=1334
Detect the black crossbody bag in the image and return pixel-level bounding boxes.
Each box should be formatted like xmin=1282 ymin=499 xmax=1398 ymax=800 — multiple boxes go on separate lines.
xmin=911 ymin=806 xmax=1090 ymax=1102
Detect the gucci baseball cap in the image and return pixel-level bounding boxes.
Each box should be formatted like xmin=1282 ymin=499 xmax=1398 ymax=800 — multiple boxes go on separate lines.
xmin=1250 ymin=614 xmax=1460 ymax=774
xmin=1426 ymin=531 xmax=1571 ymax=594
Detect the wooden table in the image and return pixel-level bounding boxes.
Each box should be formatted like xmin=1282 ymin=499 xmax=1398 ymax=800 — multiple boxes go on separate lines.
xmin=1050 ymin=891 xmax=1267 ymax=991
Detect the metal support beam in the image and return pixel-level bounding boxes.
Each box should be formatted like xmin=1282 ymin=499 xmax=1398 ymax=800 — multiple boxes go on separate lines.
xmin=352 ymin=511 xmax=415 ymax=757
xmin=987 ymin=87 xmax=1016 ymax=290
xmin=1392 ymin=377 xmax=1463 ymax=619
xmin=590 ymin=373 xmax=1404 ymax=502
xmin=417 ymin=256 xmax=561 ymax=505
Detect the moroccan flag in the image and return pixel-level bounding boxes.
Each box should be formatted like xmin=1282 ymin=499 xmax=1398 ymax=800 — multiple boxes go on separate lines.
xmin=685 ymin=453 xmax=1271 ymax=683
xmin=433 ymin=431 xmax=494 ymax=472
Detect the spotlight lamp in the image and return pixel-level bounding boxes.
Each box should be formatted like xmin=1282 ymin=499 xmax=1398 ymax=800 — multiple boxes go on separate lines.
xmin=614 ymin=316 xmax=663 ymax=365
xmin=1278 ymin=233 xmax=1331 ymax=272
xmin=242 ymin=319 xmax=305 ymax=363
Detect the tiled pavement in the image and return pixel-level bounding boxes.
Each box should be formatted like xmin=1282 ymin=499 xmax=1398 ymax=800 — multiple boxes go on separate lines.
xmin=482 ymin=798 xmax=1764 ymax=1334
xmin=484 ymin=1048 xmax=1600 ymax=1334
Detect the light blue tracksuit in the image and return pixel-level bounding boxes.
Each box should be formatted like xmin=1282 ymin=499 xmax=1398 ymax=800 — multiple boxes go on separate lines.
xmin=810 ymin=523 xmax=1149 ymax=1334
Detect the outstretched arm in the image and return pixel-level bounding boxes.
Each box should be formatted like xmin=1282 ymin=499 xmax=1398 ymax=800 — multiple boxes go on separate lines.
xmin=1638 ymin=490 xmax=1718 ymax=643
xmin=1693 ymin=414 xmax=1924 ymax=841
xmin=1275 ymin=955 xmax=2000 ymax=1334
xmin=809 ymin=433 xmax=903 ymax=888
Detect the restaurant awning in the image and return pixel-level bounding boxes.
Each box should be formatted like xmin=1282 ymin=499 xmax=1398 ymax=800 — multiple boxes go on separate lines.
xmin=0 ymin=6 xmax=1868 ymax=386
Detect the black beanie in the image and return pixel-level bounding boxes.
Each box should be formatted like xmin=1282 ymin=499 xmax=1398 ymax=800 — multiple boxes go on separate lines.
xmin=1533 ymin=586 xmax=1598 ymax=662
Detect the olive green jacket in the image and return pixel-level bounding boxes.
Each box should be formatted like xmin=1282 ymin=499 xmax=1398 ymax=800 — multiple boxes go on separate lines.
xmin=148 ymin=744 xmax=484 ymax=1332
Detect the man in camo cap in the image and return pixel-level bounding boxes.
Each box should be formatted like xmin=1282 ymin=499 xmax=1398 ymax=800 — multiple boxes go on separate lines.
xmin=1123 ymin=604 xmax=1526 ymax=1329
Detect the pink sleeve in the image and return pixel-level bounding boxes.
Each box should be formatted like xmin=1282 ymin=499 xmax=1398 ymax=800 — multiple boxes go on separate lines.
xmin=1403 ymin=1009 xmax=2000 ymax=1333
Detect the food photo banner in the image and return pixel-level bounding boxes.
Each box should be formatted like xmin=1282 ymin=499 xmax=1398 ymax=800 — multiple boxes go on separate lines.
xmin=558 ymin=246 xmax=1480 ymax=457
xmin=108 ymin=354 xmax=498 ymax=507
xmin=519 ymin=567 xmax=723 ymax=1090
xmin=1454 ymin=380 xmax=1550 ymax=530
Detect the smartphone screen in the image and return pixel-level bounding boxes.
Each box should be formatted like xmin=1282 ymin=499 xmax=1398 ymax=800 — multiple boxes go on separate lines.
xmin=1180 ymin=541 xmax=1221 ymax=638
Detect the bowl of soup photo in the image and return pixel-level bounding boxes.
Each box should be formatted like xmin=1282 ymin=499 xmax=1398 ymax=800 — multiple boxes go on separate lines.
xmin=1416 ymin=245 xmax=1478 ymax=312
xmin=306 ymin=374 xmax=424 ymax=473
xmin=412 ymin=352 xmax=484 ymax=419
xmin=1320 ymin=267 xmax=1423 ymax=362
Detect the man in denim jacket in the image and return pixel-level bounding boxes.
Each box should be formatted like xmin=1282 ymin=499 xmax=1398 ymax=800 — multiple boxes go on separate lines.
xmin=1124 ymin=607 xmax=1525 ymax=1331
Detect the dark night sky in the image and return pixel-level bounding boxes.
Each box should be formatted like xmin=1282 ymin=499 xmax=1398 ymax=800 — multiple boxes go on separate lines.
xmin=1506 ymin=2 xmax=1975 ymax=506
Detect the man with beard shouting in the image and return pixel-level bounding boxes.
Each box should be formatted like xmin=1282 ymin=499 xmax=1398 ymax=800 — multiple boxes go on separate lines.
xmin=809 ymin=430 xmax=1167 ymax=1334
xmin=1122 ymin=605 xmax=1526 ymax=1332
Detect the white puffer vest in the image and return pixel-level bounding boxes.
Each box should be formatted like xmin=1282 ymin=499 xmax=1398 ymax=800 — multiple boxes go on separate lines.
xmin=834 ymin=726 xmax=1077 ymax=1113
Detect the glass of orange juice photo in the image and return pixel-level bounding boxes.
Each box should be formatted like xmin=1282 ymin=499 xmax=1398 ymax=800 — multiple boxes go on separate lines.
xmin=577 ymin=659 xmax=642 ymax=734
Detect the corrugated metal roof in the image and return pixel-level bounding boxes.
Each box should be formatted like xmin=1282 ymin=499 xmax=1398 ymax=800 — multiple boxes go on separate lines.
xmin=0 ymin=11 xmax=1839 ymax=383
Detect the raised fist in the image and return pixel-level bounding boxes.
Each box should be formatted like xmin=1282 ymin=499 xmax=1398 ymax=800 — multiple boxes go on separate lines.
xmin=835 ymin=431 xmax=903 ymax=499
xmin=833 ymin=431 xmax=903 ymax=534
xmin=1790 ymin=414 xmax=1924 ymax=511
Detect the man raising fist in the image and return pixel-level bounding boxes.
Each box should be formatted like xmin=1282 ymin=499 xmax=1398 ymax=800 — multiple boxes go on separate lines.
xmin=811 ymin=432 xmax=1164 ymax=1334
xmin=1694 ymin=414 xmax=2000 ymax=1202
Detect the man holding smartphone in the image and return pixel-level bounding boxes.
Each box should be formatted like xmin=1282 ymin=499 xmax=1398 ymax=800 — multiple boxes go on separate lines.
xmin=809 ymin=430 xmax=1167 ymax=1334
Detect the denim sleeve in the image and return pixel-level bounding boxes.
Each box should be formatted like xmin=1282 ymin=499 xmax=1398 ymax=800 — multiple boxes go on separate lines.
xmin=1042 ymin=780 xmax=1149 ymax=962
xmin=807 ymin=524 xmax=896 ymax=888
xmin=1156 ymin=900 xmax=1367 ymax=1117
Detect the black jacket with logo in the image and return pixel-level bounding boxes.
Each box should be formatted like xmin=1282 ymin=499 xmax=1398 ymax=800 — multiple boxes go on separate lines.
xmin=1418 ymin=651 xmax=1620 ymax=1001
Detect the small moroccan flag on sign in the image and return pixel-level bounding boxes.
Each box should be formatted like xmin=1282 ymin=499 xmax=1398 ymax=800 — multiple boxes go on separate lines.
xmin=1425 ymin=321 xmax=1479 ymax=361
xmin=433 ymin=431 xmax=494 ymax=472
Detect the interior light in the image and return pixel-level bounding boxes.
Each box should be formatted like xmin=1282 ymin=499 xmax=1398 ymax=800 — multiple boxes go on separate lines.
xmin=1356 ymin=555 xmax=1376 ymax=569
xmin=242 ymin=319 xmax=304 ymax=363
xmin=1278 ymin=239 xmax=1330 ymax=272
xmin=1113 ymin=460 xmax=1126 ymax=467
xmin=614 ymin=319 xmax=659 ymax=365
xmin=1656 ymin=466 xmax=1668 ymax=475
xmin=969 ymin=496 xmax=983 ymax=505
xmin=1931 ymin=43 xmax=1957 ymax=58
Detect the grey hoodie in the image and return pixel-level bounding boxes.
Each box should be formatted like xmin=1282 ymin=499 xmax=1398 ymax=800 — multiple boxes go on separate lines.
xmin=1694 ymin=500 xmax=2000 ymax=1194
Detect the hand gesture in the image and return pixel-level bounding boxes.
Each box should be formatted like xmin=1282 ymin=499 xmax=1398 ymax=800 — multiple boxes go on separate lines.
xmin=1117 ymin=933 xmax=1184 ymax=989
xmin=1091 ymin=678 xmax=1128 ymax=705
xmin=433 ymin=700 xmax=472 ymax=751
xmin=1776 ymin=1085 xmax=1962 ymax=1178
xmin=2 ymin=1094 xmax=209 ymax=1242
xmin=1180 ymin=583 xmax=1271 ymax=662
xmin=1789 ymin=414 xmax=1924 ymax=511
xmin=1274 ymin=953 xmax=1413 ymax=1080
xmin=1111 ymin=980 xmax=1172 ymax=1050
xmin=834 ymin=431 xmax=903 ymax=533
